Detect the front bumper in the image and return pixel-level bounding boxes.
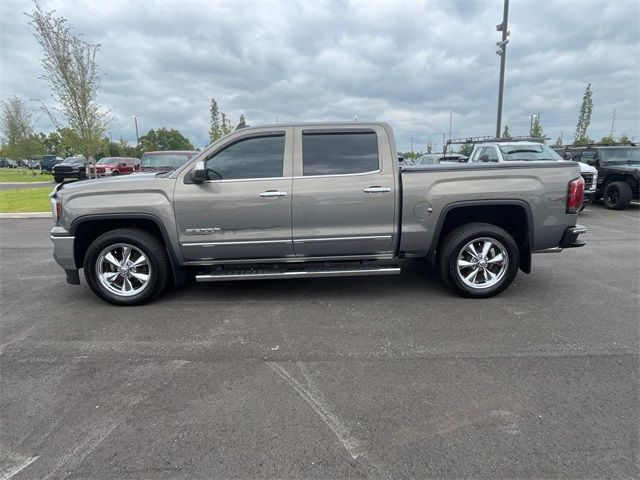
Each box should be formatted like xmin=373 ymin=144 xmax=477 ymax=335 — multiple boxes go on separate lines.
xmin=51 ymin=227 xmax=80 ymax=284
xmin=559 ymin=224 xmax=587 ymax=249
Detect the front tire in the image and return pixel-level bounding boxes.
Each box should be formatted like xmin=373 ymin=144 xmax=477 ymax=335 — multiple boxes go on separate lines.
xmin=603 ymin=181 xmax=632 ymax=210
xmin=437 ymin=222 xmax=519 ymax=298
xmin=83 ymin=228 xmax=170 ymax=305
xmin=53 ymin=176 xmax=63 ymax=183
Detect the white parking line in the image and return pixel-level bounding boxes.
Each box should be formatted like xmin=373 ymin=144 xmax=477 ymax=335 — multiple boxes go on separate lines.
xmin=0 ymin=456 xmax=39 ymax=480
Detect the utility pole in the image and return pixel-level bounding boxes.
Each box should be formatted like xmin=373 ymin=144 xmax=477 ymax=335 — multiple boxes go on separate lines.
xmin=132 ymin=115 xmax=140 ymax=147
xmin=610 ymin=109 xmax=616 ymax=138
xmin=410 ymin=136 xmax=413 ymax=156
xmin=495 ymin=0 xmax=510 ymax=138
xmin=448 ymin=112 xmax=453 ymax=141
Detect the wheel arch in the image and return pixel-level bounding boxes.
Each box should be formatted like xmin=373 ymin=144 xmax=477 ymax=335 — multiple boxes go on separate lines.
xmin=431 ymin=200 xmax=533 ymax=274
xmin=70 ymin=214 xmax=185 ymax=285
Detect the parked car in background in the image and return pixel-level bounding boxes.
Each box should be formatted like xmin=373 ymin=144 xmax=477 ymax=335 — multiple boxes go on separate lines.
xmin=138 ymin=151 xmax=198 ymax=173
xmin=0 ymin=158 xmax=17 ymax=168
xmin=578 ymin=145 xmax=640 ymax=209
xmin=50 ymin=122 xmax=586 ymax=305
xmin=410 ymin=153 xmax=469 ymax=167
xmin=40 ymin=155 xmax=64 ymax=173
xmin=467 ymin=140 xmax=597 ymax=208
xmin=89 ymin=157 xmax=140 ymax=177
xmin=53 ymin=156 xmax=87 ymax=183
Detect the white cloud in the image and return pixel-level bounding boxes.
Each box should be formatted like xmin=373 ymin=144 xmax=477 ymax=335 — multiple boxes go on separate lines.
xmin=0 ymin=0 xmax=638 ymax=151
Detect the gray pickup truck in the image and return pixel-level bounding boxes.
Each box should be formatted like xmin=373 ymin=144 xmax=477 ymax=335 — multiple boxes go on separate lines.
xmin=50 ymin=122 xmax=586 ymax=305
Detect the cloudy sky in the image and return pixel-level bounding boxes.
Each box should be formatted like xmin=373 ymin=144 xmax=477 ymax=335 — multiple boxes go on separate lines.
xmin=1 ymin=0 xmax=638 ymax=151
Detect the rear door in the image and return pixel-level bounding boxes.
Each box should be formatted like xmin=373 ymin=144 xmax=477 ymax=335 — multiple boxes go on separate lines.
xmin=174 ymin=128 xmax=294 ymax=261
xmin=291 ymin=126 xmax=396 ymax=257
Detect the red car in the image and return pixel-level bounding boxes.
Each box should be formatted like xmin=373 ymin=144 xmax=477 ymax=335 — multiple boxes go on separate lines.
xmin=90 ymin=157 xmax=140 ymax=177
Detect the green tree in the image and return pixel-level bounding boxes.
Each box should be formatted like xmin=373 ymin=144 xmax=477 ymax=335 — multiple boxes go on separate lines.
xmin=426 ymin=140 xmax=433 ymax=153
xmin=618 ymin=134 xmax=630 ymax=145
xmin=574 ymin=83 xmax=593 ymax=146
xmin=0 ymin=96 xmax=39 ymax=159
xmin=502 ymin=125 xmax=511 ymax=139
xmin=531 ymin=116 xmax=544 ymax=141
xmin=27 ymin=3 xmax=108 ymax=177
xmin=221 ymin=113 xmax=232 ymax=135
xmin=554 ymin=136 xmax=562 ymax=147
xmin=209 ymin=98 xmax=221 ymax=143
xmin=459 ymin=141 xmax=473 ymax=157
xmin=599 ymin=135 xmax=615 ymax=146
xmin=138 ymin=128 xmax=194 ymax=153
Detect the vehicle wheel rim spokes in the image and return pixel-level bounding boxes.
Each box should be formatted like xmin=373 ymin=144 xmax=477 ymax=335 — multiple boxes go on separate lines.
xmin=456 ymin=237 xmax=508 ymax=289
xmin=96 ymin=243 xmax=151 ymax=297
xmin=607 ymin=187 xmax=619 ymax=204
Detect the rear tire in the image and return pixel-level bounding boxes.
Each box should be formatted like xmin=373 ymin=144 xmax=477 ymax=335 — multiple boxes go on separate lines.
xmin=83 ymin=228 xmax=170 ymax=306
xmin=437 ymin=222 xmax=519 ymax=298
xmin=603 ymin=181 xmax=632 ymax=210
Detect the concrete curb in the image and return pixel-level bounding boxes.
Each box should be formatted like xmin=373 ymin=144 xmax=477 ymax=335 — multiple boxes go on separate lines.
xmin=0 ymin=181 xmax=53 ymax=185
xmin=0 ymin=212 xmax=51 ymax=218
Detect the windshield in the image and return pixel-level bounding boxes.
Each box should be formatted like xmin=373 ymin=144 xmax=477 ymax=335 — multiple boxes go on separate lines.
xmin=600 ymin=148 xmax=640 ymax=163
xmin=499 ymin=144 xmax=563 ymax=161
xmin=141 ymin=153 xmax=190 ymax=169
xmin=64 ymin=157 xmax=85 ymax=164
xmin=97 ymin=157 xmax=119 ymax=165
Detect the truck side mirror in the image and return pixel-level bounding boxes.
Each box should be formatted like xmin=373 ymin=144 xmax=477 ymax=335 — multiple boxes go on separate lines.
xmin=191 ymin=160 xmax=207 ymax=183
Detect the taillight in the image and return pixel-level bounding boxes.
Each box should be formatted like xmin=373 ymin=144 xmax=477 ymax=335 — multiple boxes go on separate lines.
xmin=567 ymin=177 xmax=584 ymax=213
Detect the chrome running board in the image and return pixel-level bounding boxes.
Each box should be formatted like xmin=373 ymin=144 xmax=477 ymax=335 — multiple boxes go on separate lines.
xmin=195 ymin=265 xmax=401 ymax=282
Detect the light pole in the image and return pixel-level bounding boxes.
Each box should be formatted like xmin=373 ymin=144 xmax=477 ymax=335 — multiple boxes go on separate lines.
xmin=495 ymin=0 xmax=510 ymax=138
xmin=132 ymin=115 xmax=140 ymax=147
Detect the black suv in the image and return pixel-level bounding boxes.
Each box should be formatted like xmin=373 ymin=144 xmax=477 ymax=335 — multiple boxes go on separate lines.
xmin=578 ymin=146 xmax=640 ymax=209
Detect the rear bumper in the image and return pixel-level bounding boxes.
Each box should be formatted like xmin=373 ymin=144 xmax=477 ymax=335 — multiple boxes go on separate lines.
xmin=559 ymin=224 xmax=587 ymax=249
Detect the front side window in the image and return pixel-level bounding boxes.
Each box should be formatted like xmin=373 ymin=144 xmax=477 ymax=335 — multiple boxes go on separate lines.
xmin=302 ymin=131 xmax=379 ymax=176
xmin=207 ymin=134 xmax=284 ymax=180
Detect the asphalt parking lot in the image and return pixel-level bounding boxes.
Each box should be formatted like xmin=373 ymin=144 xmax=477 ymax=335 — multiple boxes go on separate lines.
xmin=1 ymin=204 xmax=638 ymax=479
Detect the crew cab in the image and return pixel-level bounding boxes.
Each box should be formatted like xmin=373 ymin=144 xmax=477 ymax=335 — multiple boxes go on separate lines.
xmin=577 ymin=146 xmax=640 ymax=209
xmin=468 ymin=141 xmax=598 ymax=206
xmin=50 ymin=122 xmax=586 ymax=305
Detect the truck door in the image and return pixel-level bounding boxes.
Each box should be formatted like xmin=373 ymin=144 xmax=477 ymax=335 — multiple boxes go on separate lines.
xmin=291 ymin=126 xmax=396 ymax=257
xmin=174 ymin=128 xmax=294 ymax=261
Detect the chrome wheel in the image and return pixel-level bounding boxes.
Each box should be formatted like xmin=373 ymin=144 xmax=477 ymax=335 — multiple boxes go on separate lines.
xmin=96 ymin=243 xmax=151 ymax=297
xmin=456 ymin=237 xmax=508 ymax=290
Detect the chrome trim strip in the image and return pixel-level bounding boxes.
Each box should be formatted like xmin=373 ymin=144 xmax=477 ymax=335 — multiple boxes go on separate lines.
xmin=195 ymin=267 xmax=401 ymax=282
xmin=292 ymin=169 xmax=382 ymax=179
xmin=205 ymin=176 xmax=293 ymax=184
xmin=182 ymin=239 xmax=293 ymax=247
xmin=185 ymin=253 xmax=395 ymax=266
xmin=293 ymin=235 xmax=392 ymax=244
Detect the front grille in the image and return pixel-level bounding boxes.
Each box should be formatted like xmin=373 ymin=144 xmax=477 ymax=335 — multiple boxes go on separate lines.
xmin=54 ymin=166 xmax=73 ymax=173
xmin=581 ymin=173 xmax=594 ymax=190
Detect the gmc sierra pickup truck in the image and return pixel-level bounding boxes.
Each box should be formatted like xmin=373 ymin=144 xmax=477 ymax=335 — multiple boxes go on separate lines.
xmin=50 ymin=122 xmax=586 ymax=305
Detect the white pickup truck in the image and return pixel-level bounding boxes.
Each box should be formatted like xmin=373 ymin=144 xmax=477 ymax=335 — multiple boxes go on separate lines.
xmin=466 ymin=140 xmax=598 ymax=205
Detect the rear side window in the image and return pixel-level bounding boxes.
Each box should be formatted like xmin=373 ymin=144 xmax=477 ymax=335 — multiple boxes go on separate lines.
xmin=207 ymin=134 xmax=285 ymax=180
xmin=302 ymin=131 xmax=379 ymax=176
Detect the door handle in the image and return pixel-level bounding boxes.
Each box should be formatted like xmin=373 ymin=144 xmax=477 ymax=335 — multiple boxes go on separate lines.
xmin=259 ymin=190 xmax=288 ymax=198
xmin=363 ymin=186 xmax=391 ymax=193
